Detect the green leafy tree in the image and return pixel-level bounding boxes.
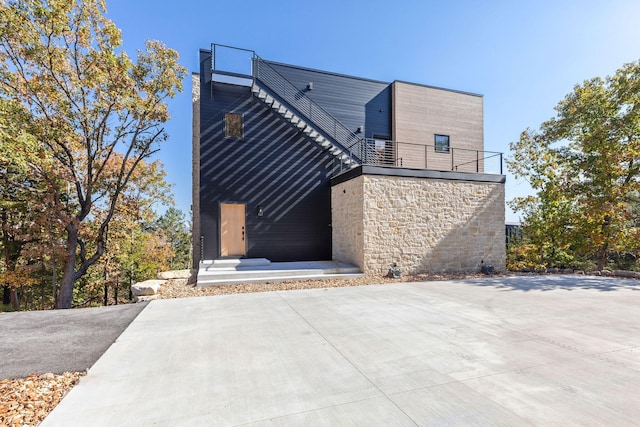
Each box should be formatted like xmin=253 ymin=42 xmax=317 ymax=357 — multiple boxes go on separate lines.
xmin=509 ymin=60 xmax=640 ymax=270
xmin=0 ymin=0 xmax=186 ymax=308
xmin=155 ymin=207 xmax=190 ymax=270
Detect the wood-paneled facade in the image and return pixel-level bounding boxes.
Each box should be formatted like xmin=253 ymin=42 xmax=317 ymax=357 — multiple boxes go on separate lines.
xmin=392 ymin=81 xmax=484 ymax=171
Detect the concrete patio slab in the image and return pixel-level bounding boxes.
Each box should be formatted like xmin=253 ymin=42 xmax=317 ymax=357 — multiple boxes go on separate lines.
xmin=42 ymin=275 xmax=640 ymax=426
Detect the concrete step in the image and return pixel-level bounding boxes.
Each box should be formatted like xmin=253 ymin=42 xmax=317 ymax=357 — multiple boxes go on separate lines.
xmin=196 ymin=260 xmax=362 ymax=287
xmin=198 ymin=273 xmax=364 ymax=287
xmin=200 ymin=258 xmax=271 ymax=271
xmin=198 ymin=266 xmax=361 ymax=281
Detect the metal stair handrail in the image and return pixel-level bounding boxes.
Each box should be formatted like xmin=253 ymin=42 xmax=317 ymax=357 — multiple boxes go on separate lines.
xmin=252 ymin=56 xmax=372 ymax=163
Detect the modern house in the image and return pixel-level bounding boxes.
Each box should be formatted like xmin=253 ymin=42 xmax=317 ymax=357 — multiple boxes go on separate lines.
xmin=192 ymin=44 xmax=505 ymax=279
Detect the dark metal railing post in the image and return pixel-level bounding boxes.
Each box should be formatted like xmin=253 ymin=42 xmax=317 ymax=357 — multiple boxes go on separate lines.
xmin=251 ymin=56 xmax=256 ymax=82
xmin=424 ymin=144 xmax=428 ymax=169
xmin=476 ymin=150 xmax=479 ymax=173
xmin=451 ymin=148 xmax=454 ymax=171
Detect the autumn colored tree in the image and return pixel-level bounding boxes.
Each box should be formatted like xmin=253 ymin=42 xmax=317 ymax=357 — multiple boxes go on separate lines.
xmin=509 ymin=60 xmax=640 ymax=270
xmin=0 ymin=0 xmax=186 ymax=308
xmin=84 ymin=157 xmax=173 ymax=306
xmin=0 ymin=98 xmax=48 ymax=310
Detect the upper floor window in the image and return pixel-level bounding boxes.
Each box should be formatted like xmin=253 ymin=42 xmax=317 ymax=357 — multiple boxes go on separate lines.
xmin=373 ymin=136 xmax=393 ymax=165
xmin=435 ymin=134 xmax=450 ymax=153
xmin=225 ymin=113 xmax=243 ymax=139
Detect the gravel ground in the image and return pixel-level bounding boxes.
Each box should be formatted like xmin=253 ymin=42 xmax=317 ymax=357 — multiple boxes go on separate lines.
xmin=157 ymin=272 xmax=492 ymax=299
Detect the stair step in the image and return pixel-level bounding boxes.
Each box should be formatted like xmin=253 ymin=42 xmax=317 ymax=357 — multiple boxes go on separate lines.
xmin=198 ymin=266 xmax=361 ymax=281
xmin=304 ymin=129 xmax=319 ymax=139
xmin=197 ymin=260 xmax=363 ymax=286
xmin=200 ymin=258 xmax=271 ymax=270
xmin=198 ymin=273 xmax=365 ymax=287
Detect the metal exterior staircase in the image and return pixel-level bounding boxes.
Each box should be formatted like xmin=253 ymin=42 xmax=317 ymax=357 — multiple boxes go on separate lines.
xmin=251 ymin=83 xmax=358 ymax=167
xmin=251 ymin=57 xmax=374 ymax=168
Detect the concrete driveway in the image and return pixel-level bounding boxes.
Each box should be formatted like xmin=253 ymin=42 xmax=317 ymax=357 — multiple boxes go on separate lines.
xmin=42 ymin=275 xmax=640 ymax=426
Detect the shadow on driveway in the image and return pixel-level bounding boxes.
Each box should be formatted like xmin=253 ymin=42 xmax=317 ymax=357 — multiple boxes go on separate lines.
xmin=0 ymin=302 xmax=148 ymax=379
xmin=462 ymin=274 xmax=640 ymax=292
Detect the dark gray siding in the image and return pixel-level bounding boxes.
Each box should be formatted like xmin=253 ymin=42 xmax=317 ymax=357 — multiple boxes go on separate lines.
xmin=199 ymin=52 xmax=339 ymax=261
xmin=266 ymin=61 xmax=392 ymax=139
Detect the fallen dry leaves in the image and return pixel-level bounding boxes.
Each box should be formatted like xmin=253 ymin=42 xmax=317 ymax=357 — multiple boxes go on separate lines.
xmin=157 ymin=272 xmax=491 ymax=299
xmin=0 ymin=372 xmax=83 ymax=427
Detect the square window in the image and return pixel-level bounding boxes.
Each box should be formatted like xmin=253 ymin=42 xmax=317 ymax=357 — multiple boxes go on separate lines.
xmin=373 ymin=137 xmax=393 ymax=165
xmin=225 ymin=113 xmax=243 ymax=139
xmin=435 ymin=134 xmax=450 ymax=153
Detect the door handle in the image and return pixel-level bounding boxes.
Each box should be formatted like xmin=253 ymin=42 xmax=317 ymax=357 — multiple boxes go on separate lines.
xmin=242 ymin=226 xmax=245 ymax=241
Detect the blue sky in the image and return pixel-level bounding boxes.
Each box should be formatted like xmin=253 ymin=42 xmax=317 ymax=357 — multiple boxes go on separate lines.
xmin=105 ymin=0 xmax=640 ymax=222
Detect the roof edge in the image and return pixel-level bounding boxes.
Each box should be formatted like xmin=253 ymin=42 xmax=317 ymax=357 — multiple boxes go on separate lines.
xmin=263 ymin=59 xmax=391 ymax=85
xmin=393 ymin=80 xmax=483 ymax=98
xmin=331 ymin=165 xmax=505 ymax=186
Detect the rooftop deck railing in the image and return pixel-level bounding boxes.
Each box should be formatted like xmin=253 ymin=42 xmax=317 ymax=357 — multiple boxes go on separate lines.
xmin=358 ymin=139 xmax=503 ymax=175
xmin=210 ymin=44 xmax=503 ymax=176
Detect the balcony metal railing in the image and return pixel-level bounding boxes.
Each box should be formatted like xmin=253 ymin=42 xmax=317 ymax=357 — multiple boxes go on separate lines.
xmin=252 ymin=56 xmax=370 ymax=164
xmin=210 ymin=44 xmax=503 ymax=175
xmin=360 ymin=139 xmax=503 ymax=174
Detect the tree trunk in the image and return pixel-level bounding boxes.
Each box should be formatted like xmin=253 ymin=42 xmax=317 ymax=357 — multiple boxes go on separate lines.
xmin=2 ymin=286 xmax=9 ymax=305
xmin=10 ymin=288 xmax=19 ymax=311
xmin=52 ymin=255 xmax=58 ymax=308
xmin=596 ymin=243 xmax=609 ymax=271
xmin=56 ymin=225 xmax=79 ymax=309
xmin=596 ymin=216 xmax=611 ymax=271
xmin=103 ymin=266 xmax=109 ymax=306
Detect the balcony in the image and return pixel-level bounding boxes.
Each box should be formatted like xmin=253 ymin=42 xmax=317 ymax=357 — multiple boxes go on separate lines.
xmin=355 ymin=138 xmax=503 ymax=175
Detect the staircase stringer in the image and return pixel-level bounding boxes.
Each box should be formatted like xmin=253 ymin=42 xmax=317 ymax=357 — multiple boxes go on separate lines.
xmin=251 ymin=82 xmax=359 ymax=168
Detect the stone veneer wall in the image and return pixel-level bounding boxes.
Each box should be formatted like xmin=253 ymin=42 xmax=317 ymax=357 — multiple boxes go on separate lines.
xmin=332 ymin=172 xmax=505 ymax=274
xmin=331 ymin=179 xmax=364 ymax=268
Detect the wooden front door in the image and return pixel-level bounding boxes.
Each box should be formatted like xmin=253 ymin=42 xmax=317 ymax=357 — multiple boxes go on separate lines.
xmin=220 ymin=203 xmax=246 ymax=257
